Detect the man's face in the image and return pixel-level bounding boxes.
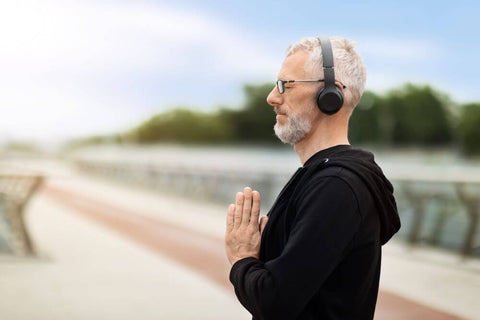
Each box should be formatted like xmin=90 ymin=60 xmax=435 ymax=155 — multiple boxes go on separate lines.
xmin=266 ymin=50 xmax=320 ymax=145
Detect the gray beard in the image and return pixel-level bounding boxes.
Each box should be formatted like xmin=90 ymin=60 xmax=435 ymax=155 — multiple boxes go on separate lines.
xmin=274 ymin=110 xmax=314 ymax=145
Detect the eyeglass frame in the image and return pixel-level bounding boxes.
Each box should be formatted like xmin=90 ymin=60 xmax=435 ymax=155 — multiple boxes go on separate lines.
xmin=275 ymin=79 xmax=347 ymax=94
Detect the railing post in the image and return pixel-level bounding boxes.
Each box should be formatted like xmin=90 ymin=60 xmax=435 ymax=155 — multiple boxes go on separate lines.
xmin=0 ymin=174 xmax=43 ymax=256
xmin=455 ymin=183 xmax=480 ymax=258
xmin=402 ymin=181 xmax=428 ymax=246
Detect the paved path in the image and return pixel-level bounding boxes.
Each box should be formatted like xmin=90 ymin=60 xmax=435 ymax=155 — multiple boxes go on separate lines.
xmin=1 ymin=158 xmax=479 ymax=319
xmin=0 ymin=188 xmax=248 ymax=319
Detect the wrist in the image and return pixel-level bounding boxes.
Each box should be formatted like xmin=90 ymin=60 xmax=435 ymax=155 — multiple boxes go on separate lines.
xmin=230 ymin=254 xmax=258 ymax=266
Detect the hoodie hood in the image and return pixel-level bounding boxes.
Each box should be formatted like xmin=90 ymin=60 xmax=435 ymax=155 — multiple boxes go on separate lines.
xmin=303 ymin=145 xmax=401 ymax=245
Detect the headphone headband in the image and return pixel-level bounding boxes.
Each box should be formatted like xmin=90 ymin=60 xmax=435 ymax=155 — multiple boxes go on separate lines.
xmin=318 ymin=37 xmax=334 ymax=67
xmin=318 ymin=37 xmax=335 ymax=88
xmin=316 ymin=37 xmax=344 ymax=115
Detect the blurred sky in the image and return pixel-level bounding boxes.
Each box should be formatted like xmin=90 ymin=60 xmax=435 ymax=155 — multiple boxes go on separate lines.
xmin=0 ymin=0 xmax=478 ymax=147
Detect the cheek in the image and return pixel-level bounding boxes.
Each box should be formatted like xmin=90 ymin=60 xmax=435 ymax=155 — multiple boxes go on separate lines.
xmin=303 ymin=92 xmax=319 ymax=110
xmin=283 ymin=88 xmax=318 ymax=115
xmin=279 ymin=100 xmax=292 ymax=115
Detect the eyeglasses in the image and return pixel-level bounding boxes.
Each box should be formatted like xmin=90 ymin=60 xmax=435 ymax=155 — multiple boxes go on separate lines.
xmin=275 ymin=79 xmax=347 ymax=94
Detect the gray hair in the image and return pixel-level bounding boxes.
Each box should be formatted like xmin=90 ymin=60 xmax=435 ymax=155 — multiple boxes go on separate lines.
xmin=286 ymin=36 xmax=367 ymax=112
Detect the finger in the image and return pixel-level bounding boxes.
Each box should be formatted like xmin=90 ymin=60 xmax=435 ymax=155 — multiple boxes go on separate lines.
xmin=249 ymin=190 xmax=261 ymax=227
xmin=226 ymin=204 xmax=235 ymax=233
xmin=241 ymin=187 xmax=253 ymax=226
xmin=259 ymin=216 xmax=269 ymax=235
xmin=233 ymin=192 xmax=244 ymax=229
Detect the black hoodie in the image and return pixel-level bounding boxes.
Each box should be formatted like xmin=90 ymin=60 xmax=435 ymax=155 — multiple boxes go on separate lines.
xmin=229 ymin=144 xmax=401 ymax=320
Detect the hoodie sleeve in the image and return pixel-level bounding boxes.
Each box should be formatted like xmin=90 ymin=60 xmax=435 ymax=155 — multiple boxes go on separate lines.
xmin=229 ymin=176 xmax=362 ymax=320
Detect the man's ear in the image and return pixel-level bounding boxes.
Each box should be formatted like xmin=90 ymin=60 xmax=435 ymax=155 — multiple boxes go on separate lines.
xmin=335 ymin=81 xmax=345 ymax=95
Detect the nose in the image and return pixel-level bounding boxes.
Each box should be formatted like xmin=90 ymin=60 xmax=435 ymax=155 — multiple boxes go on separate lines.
xmin=266 ymin=86 xmax=283 ymax=108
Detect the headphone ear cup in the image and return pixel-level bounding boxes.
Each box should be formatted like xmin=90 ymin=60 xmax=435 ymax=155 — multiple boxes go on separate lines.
xmin=316 ymin=87 xmax=324 ymax=111
xmin=317 ymin=87 xmax=344 ymax=115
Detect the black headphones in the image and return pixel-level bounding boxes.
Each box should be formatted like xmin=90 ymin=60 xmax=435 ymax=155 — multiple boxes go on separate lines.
xmin=316 ymin=37 xmax=344 ymax=115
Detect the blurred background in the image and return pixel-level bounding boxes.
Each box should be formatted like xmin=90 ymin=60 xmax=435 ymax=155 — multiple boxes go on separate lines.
xmin=1 ymin=0 xmax=479 ymax=319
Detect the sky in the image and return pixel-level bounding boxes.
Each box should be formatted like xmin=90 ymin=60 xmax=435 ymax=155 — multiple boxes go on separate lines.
xmin=0 ymin=0 xmax=478 ymax=148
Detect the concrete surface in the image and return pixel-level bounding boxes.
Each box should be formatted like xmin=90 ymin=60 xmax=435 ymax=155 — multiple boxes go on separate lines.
xmin=1 ymin=157 xmax=479 ymax=319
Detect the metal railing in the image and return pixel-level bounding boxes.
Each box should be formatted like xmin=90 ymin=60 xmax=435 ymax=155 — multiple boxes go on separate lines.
xmin=72 ymin=159 xmax=480 ymax=259
xmin=0 ymin=174 xmax=44 ymax=256
xmin=392 ymin=179 xmax=480 ymax=258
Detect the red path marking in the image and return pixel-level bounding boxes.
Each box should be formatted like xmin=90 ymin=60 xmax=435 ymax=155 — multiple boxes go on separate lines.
xmin=40 ymin=183 xmax=464 ymax=320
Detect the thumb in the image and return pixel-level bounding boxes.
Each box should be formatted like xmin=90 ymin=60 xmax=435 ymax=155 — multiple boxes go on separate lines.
xmin=259 ymin=216 xmax=269 ymax=235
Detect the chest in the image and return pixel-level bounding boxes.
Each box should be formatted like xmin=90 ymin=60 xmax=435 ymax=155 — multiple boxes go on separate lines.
xmin=259 ymin=175 xmax=303 ymax=261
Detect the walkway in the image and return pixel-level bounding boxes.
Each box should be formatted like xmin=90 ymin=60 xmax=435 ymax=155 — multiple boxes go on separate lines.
xmin=1 ymin=158 xmax=478 ymax=319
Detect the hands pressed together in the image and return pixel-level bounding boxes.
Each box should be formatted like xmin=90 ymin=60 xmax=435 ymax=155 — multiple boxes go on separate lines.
xmin=225 ymin=187 xmax=269 ymax=266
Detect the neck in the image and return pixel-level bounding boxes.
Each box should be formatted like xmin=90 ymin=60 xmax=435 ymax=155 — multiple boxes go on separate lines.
xmin=294 ymin=113 xmax=350 ymax=165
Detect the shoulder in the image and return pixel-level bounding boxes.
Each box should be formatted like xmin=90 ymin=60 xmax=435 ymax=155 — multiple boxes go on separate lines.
xmin=304 ymin=165 xmax=358 ymax=192
xmin=295 ymin=168 xmax=360 ymax=210
xmin=294 ymin=166 xmax=362 ymax=215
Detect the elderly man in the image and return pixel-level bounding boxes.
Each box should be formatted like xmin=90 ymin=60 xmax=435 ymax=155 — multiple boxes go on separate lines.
xmin=224 ymin=36 xmax=401 ymax=320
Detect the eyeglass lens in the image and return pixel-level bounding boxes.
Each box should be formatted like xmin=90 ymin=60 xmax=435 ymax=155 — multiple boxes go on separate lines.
xmin=276 ymin=80 xmax=284 ymax=94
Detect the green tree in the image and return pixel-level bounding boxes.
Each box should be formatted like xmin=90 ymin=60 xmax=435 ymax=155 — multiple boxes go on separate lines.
xmin=348 ymin=91 xmax=382 ymax=144
xmin=125 ymin=108 xmax=233 ymax=144
xmin=217 ymin=83 xmax=279 ymax=144
xmin=64 ymin=82 xmax=468 ymax=151
xmin=457 ymin=103 xmax=480 ymax=155
xmin=385 ymin=84 xmax=453 ymax=146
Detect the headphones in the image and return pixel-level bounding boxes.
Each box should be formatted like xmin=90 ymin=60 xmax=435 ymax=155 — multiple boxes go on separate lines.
xmin=316 ymin=37 xmax=344 ymax=115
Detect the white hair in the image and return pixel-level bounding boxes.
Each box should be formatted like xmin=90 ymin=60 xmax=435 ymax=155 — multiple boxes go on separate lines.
xmin=286 ymin=36 xmax=367 ymax=113
xmin=273 ymin=108 xmax=314 ymax=145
